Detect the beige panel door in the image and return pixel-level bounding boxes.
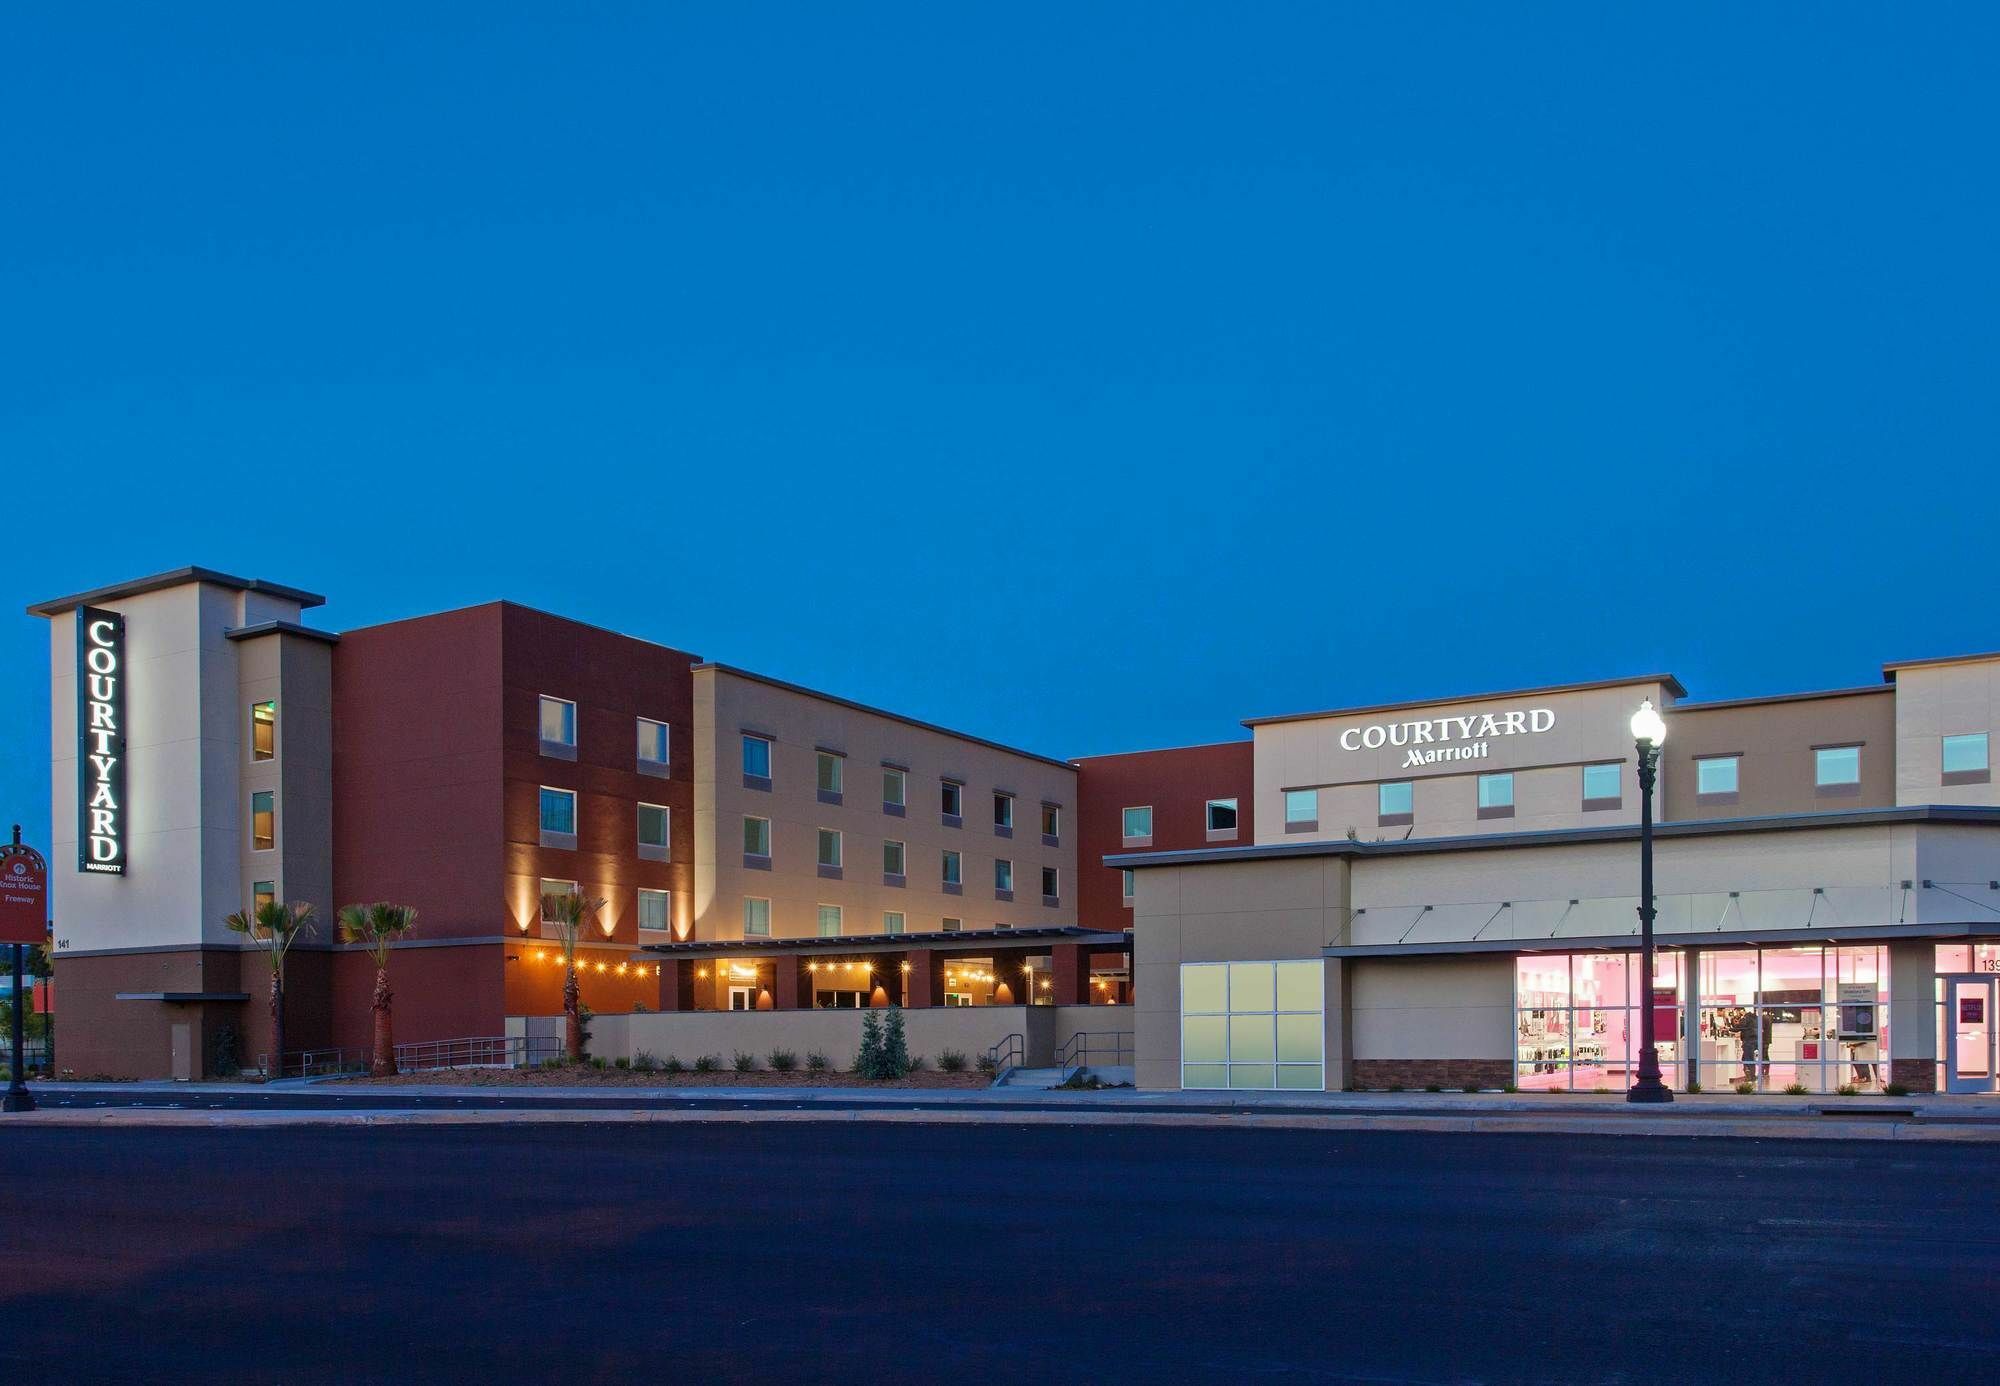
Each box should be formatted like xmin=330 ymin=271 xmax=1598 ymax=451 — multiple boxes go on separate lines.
xmin=171 ymin=1022 xmax=193 ymax=1082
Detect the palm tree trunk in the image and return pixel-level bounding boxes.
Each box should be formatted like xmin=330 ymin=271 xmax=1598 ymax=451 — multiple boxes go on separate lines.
xmin=269 ymin=968 xmax=284 ymax=1082
xmin=563 ymin=964 xmax=581 ymax=1061
xmin=371 ymin=964 xmax=396 ymax=1077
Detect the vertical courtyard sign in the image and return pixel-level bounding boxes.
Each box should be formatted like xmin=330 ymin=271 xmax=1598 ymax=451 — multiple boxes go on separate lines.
xmin=75 ymin=605 xmax=127 ymax=874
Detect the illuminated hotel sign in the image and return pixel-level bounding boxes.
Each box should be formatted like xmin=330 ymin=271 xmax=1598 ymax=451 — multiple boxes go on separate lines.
xmin=1340 ymin=707 xmax=1557 ymax=769
xmin=75 ymin=605 xmax=127 ymax=874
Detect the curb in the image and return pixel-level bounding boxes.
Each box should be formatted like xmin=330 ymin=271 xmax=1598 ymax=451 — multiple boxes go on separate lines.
xmin=8 ymin=1105 xmax=1996 ymax=1141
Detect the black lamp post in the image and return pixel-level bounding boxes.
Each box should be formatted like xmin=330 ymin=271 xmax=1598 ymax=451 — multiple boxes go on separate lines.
xmin=1627 ymin=699 xmax=1673 ymax=1104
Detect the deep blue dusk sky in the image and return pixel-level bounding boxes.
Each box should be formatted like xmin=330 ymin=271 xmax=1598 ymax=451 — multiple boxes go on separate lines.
xmin=4 ymin=7 xmax=1996 ymax=853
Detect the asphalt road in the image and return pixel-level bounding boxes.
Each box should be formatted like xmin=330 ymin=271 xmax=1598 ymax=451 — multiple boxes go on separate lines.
xmin=2 ymin=1124 xmax=1995 ymax=1384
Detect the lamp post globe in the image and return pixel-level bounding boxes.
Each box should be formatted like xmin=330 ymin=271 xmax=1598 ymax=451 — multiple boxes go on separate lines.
xmin=1627 ymin=700 xmax=1674 ymax=1104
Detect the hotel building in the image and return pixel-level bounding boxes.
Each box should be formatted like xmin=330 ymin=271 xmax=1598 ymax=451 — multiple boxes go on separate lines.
xmin=26 ymin=567 xmax=2000 ymax=1094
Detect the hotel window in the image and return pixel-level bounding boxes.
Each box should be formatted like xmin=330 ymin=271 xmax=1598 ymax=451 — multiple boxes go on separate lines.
xmin=742 ymin=734 xmax=772 ymax=784
xmin=995 ymin=858 xmax=1014 ymax=894
xmin=637 ymin=718 xmax=669 ymax=771
xmin=253 ymin=880 xmax=275 ymax=913
xmin=883 ymin=911 xmax=906 ymax=935
xmin=1206 ymin=799 xmax=1239 ymax=834
xmin=1815 ymin=745 xmax=1861 ymax=792
xmin=1041 ymin=866 xmax=1060 ymax=903
xmin=1476 ymin=772 xmax=1514 ymax=819
xmin=1942 ymin=732 xmax=1990 ymax=784
xmin=1284 ymin=789 xmax=1317 ymax=831
xmin=817 ymin=904 xmax=842 ymax=938
xmin=883 ymin=767 xmax=906 ymax=810
xmin=942 ymin=916 xmax=963 ymax=932
xmin=743 ymin=897 xmax=771 ymax=937
xmin=250 ymin=701 xmax=276 ymax=761
xmin=637 ymin=888 xmax=671 ymax=932
xmin=539 ymin=696 xmax=576 ymax=749
xmin=1122 ymin=868 xmax=1135 ymax=903
xmin=993 ymin=792 xmax=1014 ymax=832
xmin=250 ymin=790 xmax=275 ymax=851
xmin=883 ymin=839 xmax=906 ymax=877
xmin=1696 ymin=755 xmax=1739 ymax=798
xmin=743 ymin=815 xmax=771 ymax=858
xmin=539 ymin=786 xmax=576 ymax=837
xmin=816 ymin=751 xmax=844 ymax=799
xmin=1179 ymin=960 xmax=1324 ymax=1091
xmin=1377 ymin=781 xmax=1413 ymax=825
xmin=539 ymin=878 xmax=577 ymax=925
xmin=1581 ymin=762 xmax=1621 ymax=809
xmin=1041 ymin=803 xmax=1061 ymax=841
xmin=1122 ymin=806 xmax=1153 ymax=842
xmin=637 ymin=803 xmax=670 ymax=858
xmin=817 ymin=828 xmax=843 ymax=869
xmin=941 ymin=780 xmax=963 ymax=821
xmin=942 ymin=849 xmax=962 ymax=886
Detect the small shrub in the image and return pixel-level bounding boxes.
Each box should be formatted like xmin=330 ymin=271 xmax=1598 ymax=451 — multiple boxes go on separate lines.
xmin=907 ymin=1054 xmax=929 ymax=1073
xmin=975 ymin=1052 xmax=997 ymax=1075
xmin=1424 ymin=1083 xmax=1442 ymax=1093
xmin=1735 ymin=1081 xmax=1755 ymax=1095
xmin=806 ymin=1051 xmax=831 ymax=1073
xmin=732 ymin=1051 xmax=757 ymax=1073
xmin=1387 ymin=1084 xmax=1405 ymax=1093
xmin=1836 ymin=1083 xmax=1859 ymax=1097
xmin=613 ymin=1057 xmax=631 ymax=1071
xmin=1501 ymin=1081 xmax=1517 ymax=1093
xmin=1884 ymin=1082 xmax=1910 ymax=1097
xmin=938 ymin=1049 xmax=968 ymax=1073
xmin=693 ymin=1054 xmax=720 ymax=1073
xmin=1461 ymin=1084 xmax=1482 ymax=1094
xmin=1783 ymin=1082 xmax=1809 ymax=1095
xmin=632 ymin=1051 xmax=660 ymax=1073
xmin=632 ymin=1001 xmax=651 ymax=1014
xmin=855 ymin=1011 xmax=884 ymax=1079
xmin=210 ymin=1025 xmax=240 ymax=1078
xmin=589 ymin=1056 xmax=607 ymax=1071
xmin=1591 ymin=1086 xmax=1610 ymax=1094
xmin=662 ymin=1056 xmax=684 ymax=1074
xmin=767 ymin=1049 xmax=798 ymax=1072
xmin=1684 ymin=1081 xmax=1702 ymax=1094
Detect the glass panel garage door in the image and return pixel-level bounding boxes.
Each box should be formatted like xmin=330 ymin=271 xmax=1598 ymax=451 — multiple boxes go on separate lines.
xmin=1181 ymin=961 xmax=1323 ymax=1090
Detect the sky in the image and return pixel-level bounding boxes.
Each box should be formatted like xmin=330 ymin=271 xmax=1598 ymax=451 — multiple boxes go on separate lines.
xmin=3 ymin=6 xmax=1997 ymax=854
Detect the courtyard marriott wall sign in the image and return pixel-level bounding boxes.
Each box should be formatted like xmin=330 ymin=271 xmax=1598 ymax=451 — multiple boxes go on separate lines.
xmin=1340 ymin=707 xmax=1557 ymax=769
xmin=75 ymin=605 xmax=127 ymax=874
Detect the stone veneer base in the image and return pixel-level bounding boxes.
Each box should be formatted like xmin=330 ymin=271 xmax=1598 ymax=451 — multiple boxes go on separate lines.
xmin=1352 ymin=1059 xmax=1514 ymax=1091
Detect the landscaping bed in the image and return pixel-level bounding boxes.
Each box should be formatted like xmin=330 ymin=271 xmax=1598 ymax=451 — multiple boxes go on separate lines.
xmin=339 ymin=1066 xmax=992 ymax=1089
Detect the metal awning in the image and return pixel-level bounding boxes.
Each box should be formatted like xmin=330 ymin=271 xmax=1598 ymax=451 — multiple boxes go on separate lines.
xmin=640 ymin=925 xmax=1130 ymax=959
xmin=1326 ymin=920 xmax=2000 ymax=959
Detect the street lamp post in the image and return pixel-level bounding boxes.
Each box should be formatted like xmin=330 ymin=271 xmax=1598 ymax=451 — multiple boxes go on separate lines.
xmin=1627 ymin=699 xmax=1674 ymax=1104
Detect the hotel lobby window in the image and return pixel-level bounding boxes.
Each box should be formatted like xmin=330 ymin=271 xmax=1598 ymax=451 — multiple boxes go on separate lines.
xmin=1581 ymin=761 xmax=1621 ymax=810
xmin=942 ymin=849 xmax=962 ymax=887
xmin=817 ymin=904 xmax=843 ymax=937
xmin=1815 ymin=744 xmax=1861 ymax=794
xmin=817 ymin=828 xmax=842 ymax=870
xmin=816 ymin=751 xmax=844 ymax=800
xmin=1476 ymin=772 xmax=1514 ymax=819
xmin=636 ymin=718 xmax=669 ymax=772
xmin=539 ymin=696 xmax=576 ymax=750
xmin=637 ymin=888 xmax=671 ymax=932
xmin=1122 ymin=805 xmax=1153 ymax=843
xmin=1206 ymin=798 xmax=1239 ymax=836
xmin=1943 ymin=732 xmax=1990 ymax=784
xmin=742 ymin=734 xmax=772 ymax=784
xmin=1516 ymin=952 xmax=1683 ymax=1092
xmin=250 ymin=700 xmax=276 ymax=761
xmin=743 ymin=815 xmax=771 ymax=859
xmin=250 ymin=791 xmax=276 ymax=851
xmin=1180 ymin=960 xmax=1323 ymax=1090
xmin=539 ymin=786 xmax=576 ymax=844
xmin=1284 ymin=790 xmax=1317 ymax=832
xmin=1377 ymin=781 xmax=1412 ymax=827
xmin=637 ymin=803 xmax=670 ymax=860
xmin=743 ymin=897 xmax=771 ymax=936
xmin=1696 ymin=754 xmax=1739 ymax=801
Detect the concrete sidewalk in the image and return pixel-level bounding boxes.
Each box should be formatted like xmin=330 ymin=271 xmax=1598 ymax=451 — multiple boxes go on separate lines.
xmin=11 ymin=1080 xmax=2000 ymax=1141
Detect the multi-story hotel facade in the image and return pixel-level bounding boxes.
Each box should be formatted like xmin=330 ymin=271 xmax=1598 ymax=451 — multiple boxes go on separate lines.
xmin=26 ymin=566 xmax=2000 ymax=1095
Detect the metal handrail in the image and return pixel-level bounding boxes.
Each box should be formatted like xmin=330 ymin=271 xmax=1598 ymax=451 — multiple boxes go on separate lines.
xmin=255 ymin=1034 xmax=566 ymax=1079
xmin=985 ymin=1032 xmax=1023 ymax=1077
xmin=1052 ymin=1030 xmax=1134 ymax=1080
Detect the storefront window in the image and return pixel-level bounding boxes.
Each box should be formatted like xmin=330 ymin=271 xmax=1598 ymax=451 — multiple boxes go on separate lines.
xmin=1181 ymin=961 xmax=1322 ymax=1090
xmin=1695 ymin=945 xmax=1887 ymax=1094
xmin=1516 ymin=953 xmax=1682 ymax=1092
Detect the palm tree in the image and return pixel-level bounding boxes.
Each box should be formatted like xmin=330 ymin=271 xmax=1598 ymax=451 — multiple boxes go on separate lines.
xmin=336 ymin=902 xmax=419 ymax=1077
xmin=540 ymin=890 xmax=605 ymax=1061
xmin=223 ymin=900 xmax=317 ymax=1081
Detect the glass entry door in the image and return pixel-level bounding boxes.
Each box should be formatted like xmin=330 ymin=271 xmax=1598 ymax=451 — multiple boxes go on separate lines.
xmin=1945 ymin=977 xmax=1996 ymax=1094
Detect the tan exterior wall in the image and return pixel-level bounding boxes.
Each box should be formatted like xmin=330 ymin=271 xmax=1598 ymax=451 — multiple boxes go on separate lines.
xmin=1252 ymin=679 xmax=1676 ymax=845
xmin=1663 ymin=689 xmax=1895 ymax=821
xmin=585 ymin=1005 xmax=1044 ymax=1070
xmin=1350 ymin=955 xmax=1514 ymax=1062
xmin=691 ymin=667 xmax=1077 ymax=943
xmin=234 ymin=632 xmax=335 ymax=923
xmin=1892 ymin=658 xmax=2000 ymax=808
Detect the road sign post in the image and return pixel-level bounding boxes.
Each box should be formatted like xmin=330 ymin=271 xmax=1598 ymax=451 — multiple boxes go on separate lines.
xmin=2 ymin=825 xmax=49 ymax=1114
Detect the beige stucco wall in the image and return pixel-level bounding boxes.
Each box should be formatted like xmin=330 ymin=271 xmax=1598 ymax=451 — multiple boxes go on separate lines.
xmin=234 ymin=631 xmax=334 ymax=924
xmin=691 ymin=667 xmax=1078 ymax=944
xmin=1252 ymin=679 xmax=1676 ymax=845
xmin=1350 ymin=955 xmax=1514 ymax=1061
xmin=1894 ymin=659 xmax=2000 ymax=808
xmin=579 ymin=1003 xmax=1121 ymax=1070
